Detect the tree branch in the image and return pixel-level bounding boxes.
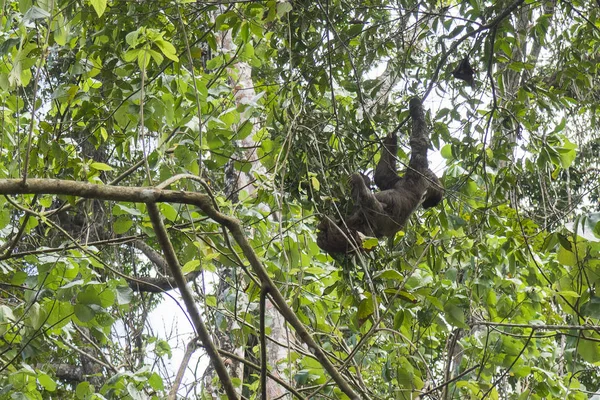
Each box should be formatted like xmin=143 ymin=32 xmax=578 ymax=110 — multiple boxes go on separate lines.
xmin=39 ymin=363 xmax=83 ymax=383
xmin=168 ymin=338 xmax=198 ymax=400
xmin=146 ymin=201 xmax=239 ymax=400
xmin=132 ymin=240 xmax=170 ymax=275
xmin=0 ymin=178 xmax=360 ymax=399
xmin=422 ymin=0 xmax=526 ymax=100
xmin=126 ymin=273 xmax=199 ymax=293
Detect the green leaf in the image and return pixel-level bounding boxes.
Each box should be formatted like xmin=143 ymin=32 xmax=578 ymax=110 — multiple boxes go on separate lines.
xmin=160 ymin=203 xmax=178 ymax=221
xmin=78 ymin=287 xmax=102 ymax=305
xmin=155 ymin=39 xmax=179 ymax=62
xmin=443 ymin=303 xmax=468 ymax=328
xmin=393 ymin=310 xmax=405 ymax=330
xmin=146 ymin=48 xmax=164 ymax=65
xmin=577 ymin=337 xmax=600 ymax=363
xmin=88 ymin=0 xmax=107 ymax=17
xmin=76 ymin=381 xmax=93 ymax=399
xmin=583 ymin=213 xmax=600 ymax=239
xmin=243 ymin=42 xmax=254 ymax=58
xmin=116 ymin=286 xmax=133 ymax=305
xmin=148 ymin=372 xmax=164 ymax=391
xmin=383 ymin=289 xmax=417 ymax=303
xmin=220 ymin=108 xmax=240 ymax=127
xmin=113 ymin=204 xmax=142 ymax=216
xmin=206 ymin=295 xmax=217 ymax=307
xmin=182 ymin=259 xmax=201 ymax=274
xmin=90 ymin=162 xmax=113 ymax=171
xmin=554 ymin=290 xmax=580 ymax=299
xmin=138 ymin=49 xmax=156 ymax=70
xmin=37 ymin=372 xmax=57 ymax=391
xmin=23 ymin=214 xmax=39 ymax=233
xmin=557 ymin=233 xmax=572 ymax=251
xmin=375 ymin=269 xmax=403 ymax=281
xmin=53 ymin=17 xmax=68 ymax=46
xmin=114 ymin=217 xmax=133 ymax=234
xmin=155 ymin=339 xmax=172 ymax=357
xmin=557 ymin=245 xmax=576 ymax=267
xmin=237 ymin=121 xmax=253 ymax=139
xmin=361 ymin=236 xmax=378 ymax=250
xmin=23 ymin=6 xmax=50 ymax=21
xmin=396 ymin=357 xmax=424 ymax=390
xmin=441 ymin=144 xmax=453 ymax=159
xmin=0 ymin=207 xmax=10 ymax=230
xmin=74 ymin=304 xmax=95 ymax=323
xmin=98 ymin=289 xmax=116 ymax=307
xmin=581 ymin=296 xmax=600 ymax=319
xmin=357 ymin=295 xmax=374 ymax=320
xmin=127 ymin=382 xmax=144 ymax=400
xmin=124 ymin=49 xmax=140 ymax=62
xmin=28 ymin=303 xmax=47 ymax=330
xmin=276 ymin=1 xmax=293 ymax=17
xmin=0 ymin=305 xmax=15 ymax=335
xmin=126 ymin=29 xmax=140 ymax=46
xmin=304 ymin=266 xmax=324 ymax=275
xmin=557 ymin=137 xmax=577 ymax=169
xmin=311 ymin=176 xmax=320 ymax=191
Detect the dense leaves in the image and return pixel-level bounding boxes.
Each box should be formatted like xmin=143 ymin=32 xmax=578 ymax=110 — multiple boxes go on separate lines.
xmin=0 ymin=0 xmax=599 ymax=399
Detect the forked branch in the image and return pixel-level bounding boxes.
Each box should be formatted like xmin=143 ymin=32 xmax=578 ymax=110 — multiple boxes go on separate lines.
xmin=0 ymin=179 xmax=359 ymax=400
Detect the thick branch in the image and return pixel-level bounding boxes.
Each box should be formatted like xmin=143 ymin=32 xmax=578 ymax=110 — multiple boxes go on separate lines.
xmin=132 ymin=240 xmax=169 ymax=275
xmin=127 ymin=273 xmax=199 ymax=293
xmin=0 ymin=178 xmax=360 ymax=399
xmin=128 ymin=239 xmax=201 ymax=293
xmin=40 ymin=363 xmax=83 ymax=383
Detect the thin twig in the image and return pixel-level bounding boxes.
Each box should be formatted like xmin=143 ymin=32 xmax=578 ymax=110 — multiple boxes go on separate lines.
xmin=23 ymin=14 xmax=53 ymax=183
xmin=216 ymin=347 xmax=306 ymax=400
xmin=420 ymin=364 xmax=480 ymax=397
xmin=72 ymin=325 xmax=119 ymax=373
xmin=482 ymin=330 xmax=533 ymax=399
xmin=175 ymin=4 xmax=205 ymax=174
xmin=472 ymin=321 xmax=600 ymax=331
xmin=0 ymin=195 xmax=37 ymax=258
xmin=422 ymin=0 xmax=526 ymax=101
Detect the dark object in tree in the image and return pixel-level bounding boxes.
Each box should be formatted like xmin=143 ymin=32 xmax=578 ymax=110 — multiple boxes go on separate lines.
xmin=317 ymin=97 xmax=443 ymax=254
xmin=452 ymin=57 xmax=476 ymax=86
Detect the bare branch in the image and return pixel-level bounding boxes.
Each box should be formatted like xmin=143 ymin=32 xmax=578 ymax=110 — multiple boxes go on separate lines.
xmin=146 ymin=201 xmax=239 ymax=399
xmin=127 ymin=273 xmax=199 ymax=293
xmin=131 ymin=240 xmax=169 ymax=275
xmin=168 ymin=339 xmax=198 ymax=400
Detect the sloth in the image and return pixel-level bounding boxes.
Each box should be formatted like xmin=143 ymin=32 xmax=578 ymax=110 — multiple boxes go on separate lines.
xmin=452 ymin=57 xmax=476 ymax=87
xmin=317 ymin=97 xmax=443 ymax=254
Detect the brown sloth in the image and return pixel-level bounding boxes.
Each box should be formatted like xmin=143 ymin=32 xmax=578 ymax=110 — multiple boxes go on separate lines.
xmin=317 ymin=97 xmax=443 ymax=254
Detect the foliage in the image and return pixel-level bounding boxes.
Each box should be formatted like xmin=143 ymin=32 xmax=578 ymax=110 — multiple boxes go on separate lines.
xmin=0 ymin=0 xmax=599 ymax=399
